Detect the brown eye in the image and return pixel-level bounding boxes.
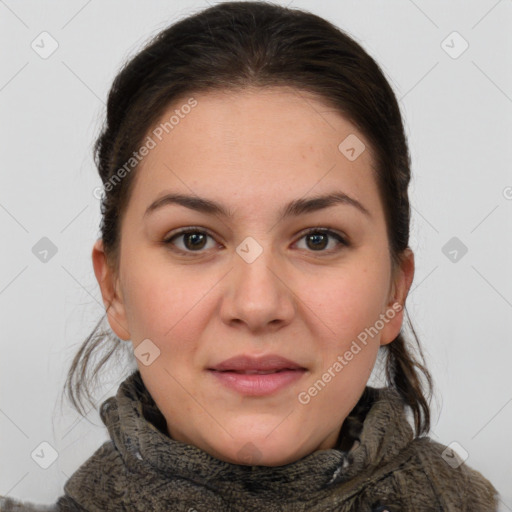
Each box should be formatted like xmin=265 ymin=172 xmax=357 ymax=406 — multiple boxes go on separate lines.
xmin=163 ymin=226 xmax=348 ymax=256
xmin=305 ymin=232 xmax=329 ymax=250
xmin=164 ymin=229 xmax=216 ymax=253
xmin=295 ymin=229 xmax=348 ymax=253
xmin=182 ymin=232 xmax=208 ymax=250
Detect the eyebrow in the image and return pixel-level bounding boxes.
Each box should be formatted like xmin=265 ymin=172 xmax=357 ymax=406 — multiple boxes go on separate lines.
xmin=143 ymin=191 xmax=370 ymax=221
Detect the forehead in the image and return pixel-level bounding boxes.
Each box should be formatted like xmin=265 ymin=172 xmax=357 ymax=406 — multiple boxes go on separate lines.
xmin=126 ymin=87 xmax=381 ymax=221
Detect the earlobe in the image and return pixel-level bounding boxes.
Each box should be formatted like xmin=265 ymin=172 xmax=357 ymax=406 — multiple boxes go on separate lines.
xmin=379 ymin=248 xmax=415 ymax=346
xmin=91 ymin=239 xmax=131 ymax=341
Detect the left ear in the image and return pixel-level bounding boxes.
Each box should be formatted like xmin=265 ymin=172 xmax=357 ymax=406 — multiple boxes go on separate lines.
xmin=379 ymin=248 xmax=415 ymax=346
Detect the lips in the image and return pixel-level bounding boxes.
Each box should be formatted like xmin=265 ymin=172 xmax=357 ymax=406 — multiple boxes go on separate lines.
xmin=207 ymin=354 xmax=307 ymax=396
xmin=224 ymin=369 xmax=290 ymax=375
xmin=208 ymin=354 xmax=306 ymax=373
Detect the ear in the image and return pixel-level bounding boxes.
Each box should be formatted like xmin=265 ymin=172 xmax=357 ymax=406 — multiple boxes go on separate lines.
xmin=379 ymin=248 xmax=415 ymax=346
xmin=92 ymin=239 xmax=131 ymax=341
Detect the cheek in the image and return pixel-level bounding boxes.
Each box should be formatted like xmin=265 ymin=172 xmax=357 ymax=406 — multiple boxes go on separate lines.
xmin=310 ymin=263 xmax=390 ymax=343
xmin=305 ymin=269 xmax=387 ymax=409
xmin=121 ymin=260 xmax=210 ymax=344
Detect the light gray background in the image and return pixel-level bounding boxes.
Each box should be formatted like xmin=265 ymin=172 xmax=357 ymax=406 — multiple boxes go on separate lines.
xmin=1 ymin=0 xmax=511 ymax=508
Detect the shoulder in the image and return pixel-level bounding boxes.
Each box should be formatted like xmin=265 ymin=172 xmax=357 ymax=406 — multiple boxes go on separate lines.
xmin=0 ymin=441 xmax=120 ymax=512
xmin=0 ymin=495 xmax=86 ymax=512
xmin=60 ymin=439 xmax=130 ymax=506
xmin=1 ymin=496 xmax=50 ymax=511
xmin=0 ymin=496 xmax=59 ymax=511
xmin=405 ymin=436 xmax=499 ymax=511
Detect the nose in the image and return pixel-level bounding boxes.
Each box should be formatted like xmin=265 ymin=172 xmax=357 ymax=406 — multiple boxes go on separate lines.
xmin=219 ymin=243 xmax=295 ymax=333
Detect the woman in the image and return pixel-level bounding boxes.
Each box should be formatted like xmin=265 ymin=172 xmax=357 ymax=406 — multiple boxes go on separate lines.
xmin=0 ymin=2 xmax=498 ymax=510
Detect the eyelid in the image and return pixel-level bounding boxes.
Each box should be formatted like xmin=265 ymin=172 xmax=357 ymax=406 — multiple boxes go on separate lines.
xmin=297 ymin=226 xmax=348 ymax=243
xmin=163 ymin=226 xmax=219 ymax=247
xmin=295 ymin=227 xmax=349 ymax=253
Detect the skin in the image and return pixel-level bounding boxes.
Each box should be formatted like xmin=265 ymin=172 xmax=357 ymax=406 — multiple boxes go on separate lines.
xmin=92 ymin=86 xmax=414 ymax=467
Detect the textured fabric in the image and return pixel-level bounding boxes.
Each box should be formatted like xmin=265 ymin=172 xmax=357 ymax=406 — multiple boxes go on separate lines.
xmin=1 ymin=370 xmax=499 ymax=511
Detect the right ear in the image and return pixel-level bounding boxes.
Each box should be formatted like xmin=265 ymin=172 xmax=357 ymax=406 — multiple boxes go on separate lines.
xmin=91 ymin=239 xmax=131 ymax=341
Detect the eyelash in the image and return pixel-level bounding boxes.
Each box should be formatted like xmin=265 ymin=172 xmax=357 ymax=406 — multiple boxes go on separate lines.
xmin=162 ymin=226 xmax=349 ymax=256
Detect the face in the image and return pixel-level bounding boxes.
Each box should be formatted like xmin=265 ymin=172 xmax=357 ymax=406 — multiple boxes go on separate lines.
xmin=93 ymin=86 xmax=414 ymax=466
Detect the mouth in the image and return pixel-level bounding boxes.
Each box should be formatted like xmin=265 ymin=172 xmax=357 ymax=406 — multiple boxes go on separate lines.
xmin=208 ymin=354 xmax=306 ymax=373
xmin=207 ymin=354 xmax=307 ymax=396
xmin=212 ymin=368 xmax=301 ymax=375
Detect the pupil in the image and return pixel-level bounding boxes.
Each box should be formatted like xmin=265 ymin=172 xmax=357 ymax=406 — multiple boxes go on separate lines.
xmin=308 ymin=233 xmax=327 ymax=250
xmin=186 ymin=232 xmax=206 ymax=250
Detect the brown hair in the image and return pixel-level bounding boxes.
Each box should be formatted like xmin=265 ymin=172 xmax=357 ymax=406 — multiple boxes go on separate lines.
xmin=62 ymin=1 xmax=433 ymax=437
